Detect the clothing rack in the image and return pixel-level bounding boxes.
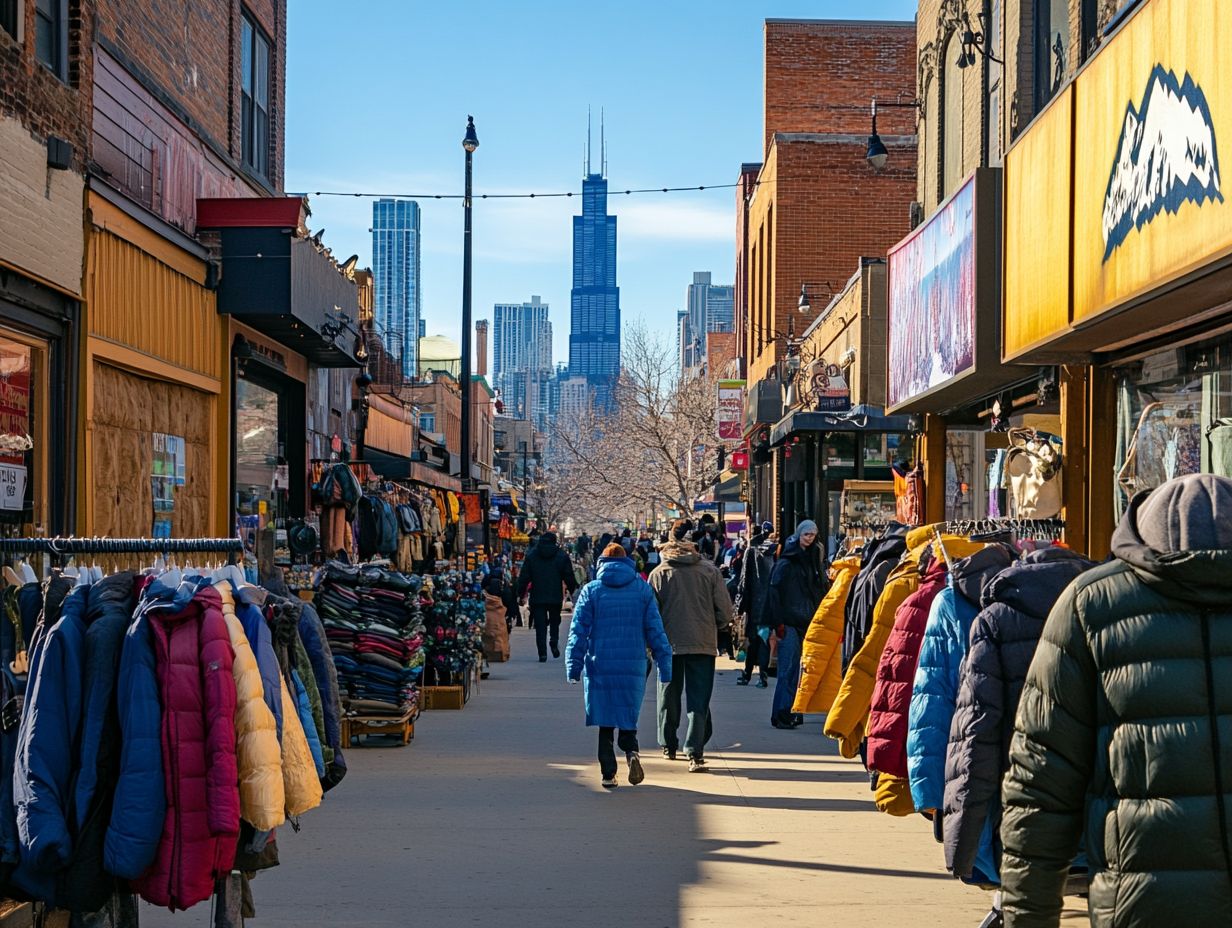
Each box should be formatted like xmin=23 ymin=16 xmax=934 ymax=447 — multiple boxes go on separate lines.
xmin=940 ymin=517 xmax=1064 ymax=539
xmin=0 ymin=537 xmax=243 ymax=556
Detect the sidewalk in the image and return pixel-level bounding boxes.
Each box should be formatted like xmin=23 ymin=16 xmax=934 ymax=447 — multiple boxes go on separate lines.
xmin=139 ymin=625 xmax=1086 ymax=926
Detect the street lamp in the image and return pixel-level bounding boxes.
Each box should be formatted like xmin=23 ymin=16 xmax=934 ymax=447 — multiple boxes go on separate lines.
xmin=460 ymin=115 xmax=478 ymax=490
xmin=865 ymin=98 xmax=920 ymax=171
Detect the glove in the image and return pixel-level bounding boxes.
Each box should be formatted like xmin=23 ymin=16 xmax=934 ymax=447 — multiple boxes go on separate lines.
xmin=758 ymin=627 xmax=770 ymax=643
xmin=776 ymin=624 xmax=786 ymax=640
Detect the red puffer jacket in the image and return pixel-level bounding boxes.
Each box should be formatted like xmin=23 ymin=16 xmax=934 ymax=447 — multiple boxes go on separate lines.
xmin=865 ymin=555 xmax=949 ymax=779
xmin=135 ymin=585 xmax=240 ymax=911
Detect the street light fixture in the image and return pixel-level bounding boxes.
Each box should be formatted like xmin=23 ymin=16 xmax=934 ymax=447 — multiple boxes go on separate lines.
xmin=460 ymin=115 xmax=479 ymax=490
xmin=798 ymin=283 xmax=811 ymax=316
xmin=865 ymin=98 xmax=920 ymax=170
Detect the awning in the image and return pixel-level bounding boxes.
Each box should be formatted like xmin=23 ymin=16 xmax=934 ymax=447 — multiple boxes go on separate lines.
xmin=364 ymin=448 xmax=462 ymax=492
xmin=697 ymin=472 xmax=743 ymax=505
xmin=770 ymin=404 xmax=914 ymax=447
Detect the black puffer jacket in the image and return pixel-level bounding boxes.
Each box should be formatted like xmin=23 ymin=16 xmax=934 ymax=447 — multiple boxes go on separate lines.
xmin=516 ymin=538 xmax=578 ymax=606
xmin=843 ymin=524 xmax=908 ymax=669
xmin=735 ymin=535 xmax=777 ymax=633
xmin=942 ymin=547 xmax=1094 ymax=880
xmin=765 ymin=535 xmax=826 ymax=633
xmin=1001 ymin=475 xmax=1232 ymax=927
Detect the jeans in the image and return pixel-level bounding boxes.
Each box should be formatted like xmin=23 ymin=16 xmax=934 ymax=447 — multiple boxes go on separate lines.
xmin=530 ymin=604 xmax=563 ymax=658
xmin=598 ymin=727 xmax=639 ymax=778
xmin=772 ymin=627 xmax=802 ymax=721
xmin=657 ymin=654 xmax=716 ymax=758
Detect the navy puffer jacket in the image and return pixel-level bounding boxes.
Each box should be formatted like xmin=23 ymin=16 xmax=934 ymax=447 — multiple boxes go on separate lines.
xmin=298 ymin=602 xmax=346 ymax=790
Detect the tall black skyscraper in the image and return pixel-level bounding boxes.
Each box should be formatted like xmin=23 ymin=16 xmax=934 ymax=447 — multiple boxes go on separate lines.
xmin=568 ymin=113 xmax=620 ymax=408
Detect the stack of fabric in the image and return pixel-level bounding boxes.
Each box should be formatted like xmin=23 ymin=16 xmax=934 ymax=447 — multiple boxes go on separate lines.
xmin=316 ymin=562 xmax=425 ymax=718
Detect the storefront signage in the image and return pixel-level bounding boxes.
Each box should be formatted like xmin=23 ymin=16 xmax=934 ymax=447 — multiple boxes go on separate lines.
xmin=716 ymin=380 xmax=745 ymax=442
xmin=809 ymin=362 xmax=851 ymax=412
xmin=887 ymin=176 xmax=976 ymax=410
xmin=0 ymin=464 xmax=27 ymax=512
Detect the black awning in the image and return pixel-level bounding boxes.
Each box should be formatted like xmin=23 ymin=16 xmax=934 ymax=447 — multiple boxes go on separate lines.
xmin=770 ymin=405 xmax=915 ymax=446
xmin=363 ymin=447 xmax=412 ymax=480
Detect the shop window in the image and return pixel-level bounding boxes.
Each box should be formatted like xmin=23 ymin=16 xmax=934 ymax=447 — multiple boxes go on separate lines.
xmin=35 ymin=0 xmax=66 ymax=79
xmin=1034 ymin=0 xmax=1069 ymax=112
xmin=945 ymin=430 xmax=987 ymax=521
xmin=241 ymin=11 xmax=272 ymax=179
xmin=236 ymin=376 xmax=285 ymax=522
xmin=942 ymin=32 xmax=964 ymax=199
xmin=1113 ymin=336 xmax=1232 ymax=521
xmin=0 ymin=334 xmax=47 ymax=537
xmin=1 ymin=0 xmax=19 ymax=42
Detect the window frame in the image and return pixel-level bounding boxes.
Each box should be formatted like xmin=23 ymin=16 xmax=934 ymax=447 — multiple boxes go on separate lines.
xmin=34 ymin=0 xmax=68 ymax=80
xmin=1 ymin=0 xmax=21 ymax=43
xmin=1034 ymin=0 xmax=1069 ymax=113
xmin=240 ymin=9 xmax=273 ymax=180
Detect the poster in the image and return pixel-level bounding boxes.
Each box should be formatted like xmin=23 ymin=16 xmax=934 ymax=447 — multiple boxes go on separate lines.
xmin=887 ymin=176 xmax=977 ymax=409
xmin=716 ymin=380 xmax=745 ymax=441
xmin=0 ymin=340 xmax=32 ymax=468
xmin=0 ymin=464 xmax=27 ymax=512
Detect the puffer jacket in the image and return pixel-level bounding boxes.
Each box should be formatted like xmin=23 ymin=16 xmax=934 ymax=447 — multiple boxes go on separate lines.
xmin=12 ymin=585 xmax=88 ymax=902
xmin=866 ymin=553 xmax=952 ymax=782
xmin=215 ymin=584 xmax=284 ymax=832
xmin=268 ymin=603 xmax=323 ymax=817
xmin=792 ymin=557 xmax=860 ymax=714
xmin=298 ymin=601 xmax=346 ymax=790
xmin=135 ymin=584 xmax=239 ymax=912
xmin=648 ymin=542 xmax=733 ymax=655
xmin=237 ymin=599 xmax=283 ymax=740
xmin=1002 ymin=475 xmax=1232 ymax=927
xmin=271 ymin=599 xmax=328 ymax=770
xmin=516 ymin=538 xmax=579 ymax=606
xmin=825 ymin=526 xmax=936 ymax=758
xmin=565 ymin=556 xmax=673 ymax=730
xmin=765 ymin=534 xmax=827 ymax=632
xmin=907 ymin=544 xmax=1015 ymax=815
xmin=843 ymin=524 xmax=908 ymax=669
xmin=735 ymin=535 xmax=777 ymax=633
xmin=944 ymin=547 xmax=1094 ymax=882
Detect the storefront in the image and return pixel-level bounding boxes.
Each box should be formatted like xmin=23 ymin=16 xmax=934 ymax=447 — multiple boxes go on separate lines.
xmin=1004 ymin=0 xmax=1232 ymax=555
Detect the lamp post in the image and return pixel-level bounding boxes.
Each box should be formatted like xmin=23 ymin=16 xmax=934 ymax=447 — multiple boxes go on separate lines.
xmin=460 ymin=115 xmax=479 ymax=490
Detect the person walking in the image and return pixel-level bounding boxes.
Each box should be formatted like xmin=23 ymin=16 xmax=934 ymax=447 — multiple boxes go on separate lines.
xmin=648 ymin=519 xmax=733 ymax=772
xmin=735 ymin=522 xmax=776 ymax=687
xmin=575 ymin=532 xmax=592 ymax=562
xmin=516 ymin=531 xmax=579 ymax=662
xmin=766 ymin=520 xmax=826 ymax=729
xmin=566 ymin=543 xmax=673 ymax=789
xmin=1000 ymin=474 xmax=1232 ymax=926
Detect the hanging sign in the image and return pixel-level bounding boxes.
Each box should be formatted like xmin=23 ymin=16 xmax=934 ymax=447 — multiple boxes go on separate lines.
xmin=0 ymin=464 xmax=26 ymax=511
xmin=810 ymin=362 xmax=851 ymax=412
xmin=716 ymin=380 xmax=745 ymax=442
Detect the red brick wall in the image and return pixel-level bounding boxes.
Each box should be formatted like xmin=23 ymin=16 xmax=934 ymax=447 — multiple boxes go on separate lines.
xmin=0 ymin=0 xmax=93 ymax=170
xmin=764 ymin=18 xmax=918 ymax=157
xmin=94 ymin=0 xmax=286 ymax=191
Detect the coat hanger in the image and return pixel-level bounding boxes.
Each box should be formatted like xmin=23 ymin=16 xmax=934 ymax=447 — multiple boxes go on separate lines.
xmin=19 ymin=560 xmax=36 ymax=585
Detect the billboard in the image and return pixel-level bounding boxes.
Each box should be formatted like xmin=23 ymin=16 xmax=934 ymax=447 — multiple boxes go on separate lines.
xmin=716 ymin=379 xmax=745 ymax=442
xmin=887 ymin=175 xmax=977 ymax=410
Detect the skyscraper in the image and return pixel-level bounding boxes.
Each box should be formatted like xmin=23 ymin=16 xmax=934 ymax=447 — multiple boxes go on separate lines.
xmin=681 ymin=271 xmax=736 ymax=371
xmin=493 ymin=296 xmax=553 ymax=430
xmin=371 ymin=199 xmax=422 ymax=380
xmin=568 ymin=116 xmax=620 ymax=407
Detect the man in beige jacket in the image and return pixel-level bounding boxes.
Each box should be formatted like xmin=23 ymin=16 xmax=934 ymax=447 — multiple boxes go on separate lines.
xmin=648 ymin=518 xmax=734 ymax=772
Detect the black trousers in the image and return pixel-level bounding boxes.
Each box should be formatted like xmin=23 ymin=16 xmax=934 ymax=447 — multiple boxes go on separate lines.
xmin=531 ymin=604 xmax=563 ymax=658
xmin=598 ymin=727 xmax=639 ymax=778
xmin=743 ymin=634 xmax=766 ymax=675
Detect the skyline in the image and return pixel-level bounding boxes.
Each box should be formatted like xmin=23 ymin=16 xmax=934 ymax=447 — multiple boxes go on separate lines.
xmin=284 ymin=1 xmax=920 ymax=367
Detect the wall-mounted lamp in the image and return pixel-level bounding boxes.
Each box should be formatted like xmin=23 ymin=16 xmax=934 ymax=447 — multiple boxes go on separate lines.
xmin=798 ymin=283 xmax=811 ymax=316
xmin=866 ymin=98 xmax=921 ymax=171
xmin=956 ymin=10 xmax=1003 ymax=68
xmin=839 ymin=347 xmax=857 ymax=369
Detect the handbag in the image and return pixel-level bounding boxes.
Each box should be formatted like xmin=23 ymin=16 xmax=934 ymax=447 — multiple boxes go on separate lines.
xmin=1005 ymin=428 xmax=1063 ymax=519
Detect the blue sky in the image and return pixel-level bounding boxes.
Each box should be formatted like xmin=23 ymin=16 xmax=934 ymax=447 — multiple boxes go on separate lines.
xmin=285 ymin=1 xmax=919 ymax=367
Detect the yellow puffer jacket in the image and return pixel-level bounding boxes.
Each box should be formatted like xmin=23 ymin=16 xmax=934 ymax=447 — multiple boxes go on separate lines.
xmin=215 ymin=584 xmax=285 ymax=830
xmin=792 ymin=557 xmax=861 ymax=715
xmin=874 ymin=773 xmax=916 ymax=816
xmin=825 ymin=529 xmax=982 ymax=758
xmin=280 ymin=677 xmax=323 ymax=817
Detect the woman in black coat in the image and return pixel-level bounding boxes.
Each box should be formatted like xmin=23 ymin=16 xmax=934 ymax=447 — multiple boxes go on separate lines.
xmin=765 ymin=519 xmax=827 ymax=728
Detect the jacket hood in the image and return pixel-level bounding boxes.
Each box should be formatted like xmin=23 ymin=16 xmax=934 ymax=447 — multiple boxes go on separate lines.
xmin=982 ymin=547 xmax=1095 ymax=617
xmin=950 ymin=543 xmax=1015 ymax=607
xmin=780 ymin=534 xmax=821 ymax=561
xmin=597 ymin=557 xmax=639 ymax=587
xmin=661 ymin=541 xmax=701 ymax=565
xmin=860 ymin=523 xmax=909 ymax=570
xmin=536 ymin=539 xmax=560 ymax=559
xmin=1112 ymin=474 xmax=1232 ymax=603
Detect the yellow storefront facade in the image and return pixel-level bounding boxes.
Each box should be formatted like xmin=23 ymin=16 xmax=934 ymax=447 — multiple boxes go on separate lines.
xmin=1005 ymin=0 xmax=1232 ymax=555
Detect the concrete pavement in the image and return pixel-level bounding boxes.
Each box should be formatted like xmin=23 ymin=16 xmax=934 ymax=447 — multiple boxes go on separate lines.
xmin=139 ymin=624 xmax=1087 ymax=926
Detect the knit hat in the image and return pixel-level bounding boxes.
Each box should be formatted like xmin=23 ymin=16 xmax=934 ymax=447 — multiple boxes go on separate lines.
xmin=761 ymin=521 xmax=774 ymax=533
xmin=602 ymin=542 xmax=627 ymax=558
xmin=796 ymin=519 xmax=819 ymax=537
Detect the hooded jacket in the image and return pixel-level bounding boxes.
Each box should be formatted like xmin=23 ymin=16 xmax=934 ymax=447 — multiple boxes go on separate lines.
xmin=237 ymin=599 xmax=283 ymax=740
xmin=735 ymin=536 xmax=778 ymax=633
xmin=792 ymin=557 xmax=860 ymax=715
xmin=766 ymin=535 xmax=826 ymax=632
xmin=298 ymin=601 xmax=346 ymax=789
xmin=907 ymin=544 xmax=1015 ymax=815
xmin=516 ymin=537 xmax=578 ymax=606
xmin=268 ymin=602 xmax=323 ymax=818
xmin=943 ymin=547 xmax=1094 ymax=882
xmin=843 ymin=524 xmax=909 ymax=669
xmin=134 ymin=585 xmax=240 ymax=912
xmin=1002 ymin=475 xmax=1232 ymax=927
xmin=565 ymin=557 xmax=674 ymax=730
xmin=648 ymin=542 xmax=733 ymax=656
xmin=825 ymin=527 xmax=947 ymax=759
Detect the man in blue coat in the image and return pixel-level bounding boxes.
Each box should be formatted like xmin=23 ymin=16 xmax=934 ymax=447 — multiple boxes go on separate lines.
xmin=566 ymin=544 xmax=673 ymax=789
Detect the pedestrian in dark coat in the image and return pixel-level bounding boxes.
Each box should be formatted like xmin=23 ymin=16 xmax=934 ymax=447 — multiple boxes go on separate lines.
xmin=942 ymin=547 xmax=1093 ymax=882
xmin=734 ymin=524 xmax=776 ymax=687
xmin=516 ymin=531 xmax=579 ymax=661
xmin=1001 ymin=474 xmax=1232 ymax=927
xmin=766 ymin=520 xmax=827 ymax=728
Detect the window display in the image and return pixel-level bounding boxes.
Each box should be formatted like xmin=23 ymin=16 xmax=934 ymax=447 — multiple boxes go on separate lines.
xmin=0 ymin=333 xmax=44 ymax=536
xmin=236 ymin=375 xmax=286 ymax=523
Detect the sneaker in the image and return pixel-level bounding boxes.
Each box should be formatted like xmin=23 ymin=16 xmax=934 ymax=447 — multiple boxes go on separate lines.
xmin=735 ymin=672 xmax=750 ymax=686
xmin=627 ymin=752 xmax=645 ymax=785
xmin=755 ymin=674 xmax=768 ymax=689
xmin=688 ymin=756 xmax=707 ymax=773
xmin=538 ymin=656 xmax=547 ymax=663
xmin=551 ymin=644 xmax=561 ymax=658
xmin=662 ymin=746 xmax=677 ymax=761
xmin=601 ymin=776 xmax=618 ymax=789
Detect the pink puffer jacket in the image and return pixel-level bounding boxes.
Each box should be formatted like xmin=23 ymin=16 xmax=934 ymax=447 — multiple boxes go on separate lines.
xmin=135 ymin=585 xmax=240 ymax=911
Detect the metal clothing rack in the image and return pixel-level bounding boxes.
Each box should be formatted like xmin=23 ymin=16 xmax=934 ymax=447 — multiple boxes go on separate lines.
xmin=0 ymin=537 xmax=243 ymax=557
xmin=940 ymin=517 xmax=1065 ymax=541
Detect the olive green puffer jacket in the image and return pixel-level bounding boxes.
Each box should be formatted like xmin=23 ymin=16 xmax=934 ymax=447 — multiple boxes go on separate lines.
xmin=1000 ymin=475 xmax=1232 ymax=927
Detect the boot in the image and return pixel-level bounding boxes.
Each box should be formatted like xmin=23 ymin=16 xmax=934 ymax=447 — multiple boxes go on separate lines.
xmin=736 ymin=671 xmax=751 ymax=686
xmin=755 ymin=672 xmax=768 ymax=688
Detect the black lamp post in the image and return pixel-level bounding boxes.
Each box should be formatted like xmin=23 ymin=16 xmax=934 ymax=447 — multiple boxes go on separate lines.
xmin=460 ymin=115 xmax=479 ymax=489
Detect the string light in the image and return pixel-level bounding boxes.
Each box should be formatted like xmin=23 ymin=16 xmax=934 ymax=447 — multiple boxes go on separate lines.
xmin=294 ymin=180 xmax=763 ymax=201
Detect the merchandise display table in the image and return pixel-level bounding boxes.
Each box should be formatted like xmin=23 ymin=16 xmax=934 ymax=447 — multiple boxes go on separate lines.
xmin=342 ymin=707 xmax=416 ymax=745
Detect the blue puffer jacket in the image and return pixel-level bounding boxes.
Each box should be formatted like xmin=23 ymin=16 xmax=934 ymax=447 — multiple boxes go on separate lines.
xmin=297 ymin=602 xmax=346 ymax=788
xmin=566 ymin=557 xmax=673 ymax=731
xmin=291 ymin=670 xmax=325 ymax=778
xmin=237 ymin=600 xmax=283 ymax=740
xmin=105 ymin=582 xmax=178 ymax=880
xmin=12 ymin=585 xmax=90 ymax=902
